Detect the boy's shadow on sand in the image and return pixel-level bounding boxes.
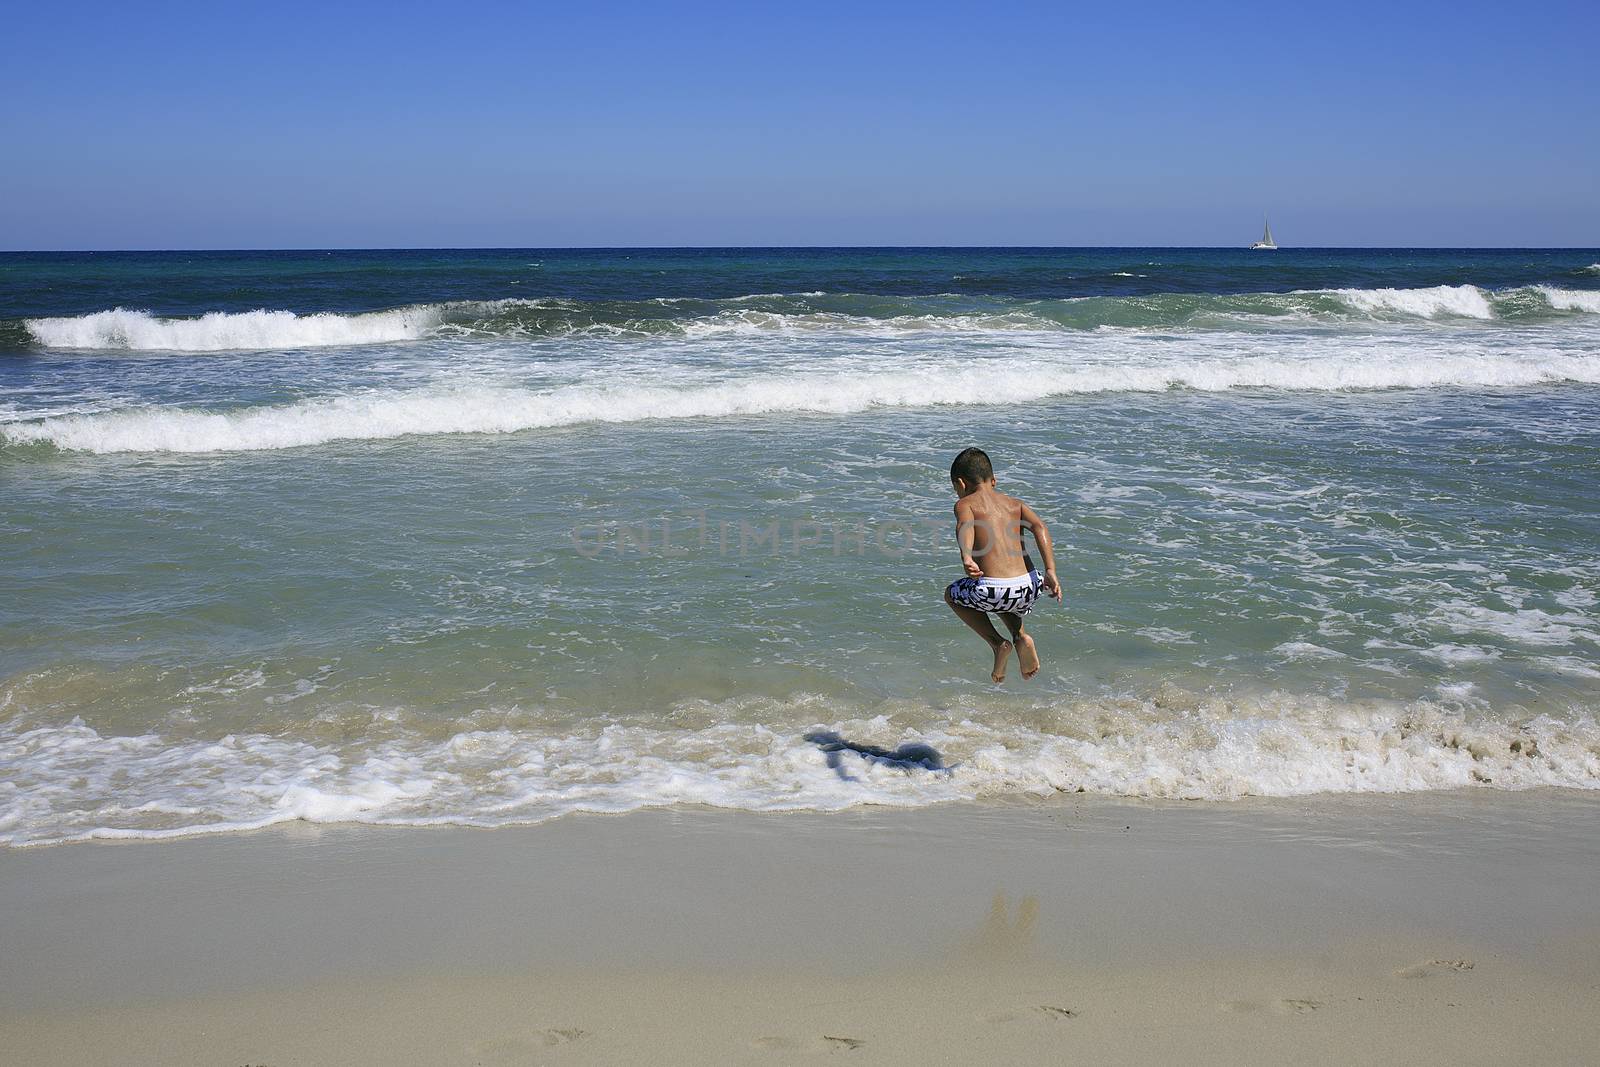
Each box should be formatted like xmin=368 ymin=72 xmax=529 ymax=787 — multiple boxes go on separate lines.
xmin=804 ymin=731 xmax=950 ymax=782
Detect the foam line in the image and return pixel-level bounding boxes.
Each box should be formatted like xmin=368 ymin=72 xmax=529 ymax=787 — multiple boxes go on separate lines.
xmin=24 ymin=306 xmax=442 ymax=351
xmin=18 ymin=284 xmax=1600 ymax=350
xmin=6 ymin=347 xmax=1600 ymax=454
xmin=3 ymin=698 xmax=1596 ymax=846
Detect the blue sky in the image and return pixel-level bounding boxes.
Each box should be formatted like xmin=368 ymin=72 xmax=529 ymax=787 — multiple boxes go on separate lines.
xmin=4 ymin=0 xmax=1596 ymax=248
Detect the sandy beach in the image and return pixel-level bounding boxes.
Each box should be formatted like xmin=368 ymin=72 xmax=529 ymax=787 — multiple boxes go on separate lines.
xmin=4 ymin=791 xmax=1598 ymax=1065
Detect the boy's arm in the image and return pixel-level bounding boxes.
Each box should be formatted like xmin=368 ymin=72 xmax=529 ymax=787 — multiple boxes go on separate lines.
xmin=1018 ymin=501 xmax=1063 ymax=601
xmin=953 ymin=500 xmax=983 ymax=577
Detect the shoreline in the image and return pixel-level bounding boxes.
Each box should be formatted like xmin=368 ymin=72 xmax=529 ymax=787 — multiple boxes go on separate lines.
xmin=4 ymin=790 xmax=1599 ymax=1064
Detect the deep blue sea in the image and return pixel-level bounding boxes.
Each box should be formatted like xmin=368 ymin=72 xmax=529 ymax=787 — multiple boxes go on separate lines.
xmin=3 ymin=248 xmax=1599 ymax=845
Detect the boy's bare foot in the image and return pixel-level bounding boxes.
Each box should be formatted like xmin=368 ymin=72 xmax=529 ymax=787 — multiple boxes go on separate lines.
xmin=991 ymin=640 xmax=1013 ymax=683
xmin=1016 ymin=633 xmax=1040 ymax=679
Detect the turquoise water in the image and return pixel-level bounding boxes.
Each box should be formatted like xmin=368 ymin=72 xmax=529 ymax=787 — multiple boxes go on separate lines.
xmin=3 ymin=249 xmax=1599 ymax=845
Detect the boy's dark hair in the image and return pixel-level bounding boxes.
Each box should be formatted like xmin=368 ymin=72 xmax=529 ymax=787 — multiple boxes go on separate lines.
xmin=950 ymin=447 xmax=994 ymax=484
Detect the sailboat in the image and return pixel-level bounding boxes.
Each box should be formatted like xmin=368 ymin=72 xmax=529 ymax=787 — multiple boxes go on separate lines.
xmin=1250 ymin=217 xmax=1277 ymax=250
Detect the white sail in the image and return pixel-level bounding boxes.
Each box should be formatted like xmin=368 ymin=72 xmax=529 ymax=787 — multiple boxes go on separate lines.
xmin=1251 ymin=216 xmax=1277 ymax=250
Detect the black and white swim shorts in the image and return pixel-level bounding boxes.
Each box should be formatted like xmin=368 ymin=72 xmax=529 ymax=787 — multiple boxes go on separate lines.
xmin=946 ymin=570 xmax=1044 ymax=616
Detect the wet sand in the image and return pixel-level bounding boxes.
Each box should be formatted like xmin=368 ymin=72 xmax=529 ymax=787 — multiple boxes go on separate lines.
xmin=3 ymin=792 xmax=1599 ymax=1065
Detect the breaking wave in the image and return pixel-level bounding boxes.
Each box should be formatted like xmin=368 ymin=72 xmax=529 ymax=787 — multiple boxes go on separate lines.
xmin=1540 ymin=286 xmax=1600 ymax=313
xmin=7 ymin=345 xmax=1600 ymax=454
xmin=3 ymin=693 xmax=1596 ymax=846
xmin=22 ymin=306 xmax=443 ymax=351
xmin=1334 ymin=284 xmax=1497 ymax=319
xmin=14 ymin=283 xmax=1600 ymax=351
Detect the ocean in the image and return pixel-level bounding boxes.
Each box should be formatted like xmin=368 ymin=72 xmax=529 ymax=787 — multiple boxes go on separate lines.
xmin=2 ymin=247 xmax=1598 ymax=846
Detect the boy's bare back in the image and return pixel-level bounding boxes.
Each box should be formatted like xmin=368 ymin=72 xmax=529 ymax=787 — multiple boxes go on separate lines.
xmin=954 ymin=487 xmax=1039 ymax=580
xmin=943 ymin=447 xmax=1061 ymax=683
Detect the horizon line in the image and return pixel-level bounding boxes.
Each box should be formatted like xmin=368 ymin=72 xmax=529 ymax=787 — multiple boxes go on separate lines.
xmin=5 ymin=244 xmax=1600 ymax=254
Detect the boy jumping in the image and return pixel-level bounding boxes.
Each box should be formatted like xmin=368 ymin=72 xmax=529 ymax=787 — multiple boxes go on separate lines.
xmin=943 ymin=447 xmax=1062 ymax=683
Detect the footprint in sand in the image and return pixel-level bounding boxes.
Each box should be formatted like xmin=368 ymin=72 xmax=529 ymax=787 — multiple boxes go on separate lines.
xmin=1219 ymin=998 xmax=1323 ymax=1016
xmin=1276 ymin=999 xmax=1324 ymax=1015
xmin=1396 ymin=959 xmax=1475 ymax=979
xmin=541 ymin=1028 xmax=591 ymax=1045
xmin=470 ymin=1027 xmax=590 ymax=1061
xmin=983 ymin=1004 xmax=1078 ymax=1023
xmin=750 ymin=1034 xmax=866 ymax=1054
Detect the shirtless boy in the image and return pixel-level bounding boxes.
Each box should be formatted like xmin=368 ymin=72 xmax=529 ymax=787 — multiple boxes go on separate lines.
xmin=943 ymin=447 xmax=1062 ymax=683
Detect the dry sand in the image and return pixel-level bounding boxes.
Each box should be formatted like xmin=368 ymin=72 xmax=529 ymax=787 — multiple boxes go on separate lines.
xmin=3 ymin=791 xmax=1599 ymax=1065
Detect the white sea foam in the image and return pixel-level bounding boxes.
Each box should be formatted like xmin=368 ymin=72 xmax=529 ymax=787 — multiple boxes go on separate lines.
xmin=1537 ymin=286 xmax=1600 ymax=314
xmin=1428 ymin=602 xmax=1599 ymax=648
xmin=1273 ymin=641 xmax=1347 ymax=661
xmin=1332 ymin=284 xmax=1496 ymax=319
xmin=1328 ymin=284 xmax=1600 ymax=319
xmin=18 ymin=283 xmax=1600 ymax=352
xmin=1420 ymin=643 xmax=1502 ymax=665
xmin=24 ymin=306 xmax=443 ymax=351
xmin=1535 ymin=656 xmax=1600 ymax=679
xmin=7 ymin=343 xmax=1600 ymax=454
xmin=3 ymin=696 xmax=1597 ymax=846
xmin=1138 ymin=627 xmax=1197 ymax=645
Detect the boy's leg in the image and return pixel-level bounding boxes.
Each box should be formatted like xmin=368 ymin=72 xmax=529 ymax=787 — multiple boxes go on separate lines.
xmin=997 ymin=612 xmax=1040 ymax=680
xmin=945 ymin=588 xmax=1012 ymax=683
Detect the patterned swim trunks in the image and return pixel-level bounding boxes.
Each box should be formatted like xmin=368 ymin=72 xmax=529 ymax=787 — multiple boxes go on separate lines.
xmin=946 ymin=570 xmax=1044 ymax=616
